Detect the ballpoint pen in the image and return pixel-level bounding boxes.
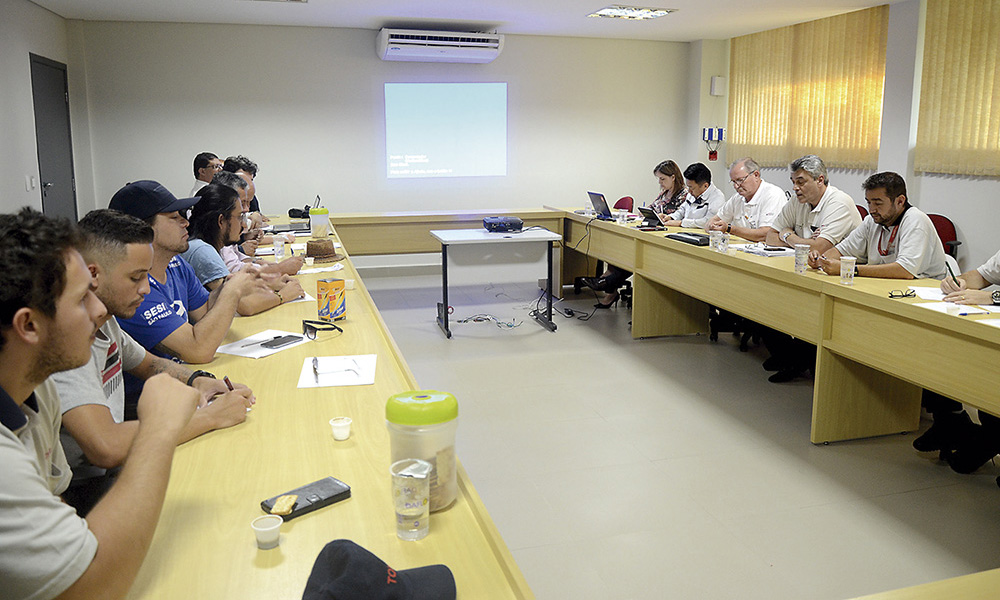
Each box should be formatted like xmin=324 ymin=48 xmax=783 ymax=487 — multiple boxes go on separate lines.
xmin=945 ymin=261 xmax=960 ymax=286
xmin=241 ymin=335 xmax=280 ymax=348
xmin=223 ymin=376 xmax=235 ymax=391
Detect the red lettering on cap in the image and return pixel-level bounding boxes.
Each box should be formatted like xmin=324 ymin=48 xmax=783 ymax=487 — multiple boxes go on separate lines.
xmin=387 ymin=568 xmax=397 ymax=584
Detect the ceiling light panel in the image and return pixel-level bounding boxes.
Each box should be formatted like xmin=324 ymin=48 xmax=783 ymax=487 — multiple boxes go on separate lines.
xmin=588 ymin=5 xmax=676 ymax=20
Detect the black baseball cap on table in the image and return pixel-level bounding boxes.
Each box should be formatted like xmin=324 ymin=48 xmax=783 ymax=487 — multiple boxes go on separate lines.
xmin=302 ymin=540 xmax=456 ymax=600
xmin=108 ymin=180 xmax=201 ymax=220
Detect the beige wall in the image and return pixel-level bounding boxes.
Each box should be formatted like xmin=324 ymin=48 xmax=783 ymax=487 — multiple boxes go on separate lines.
xmin=0 ymin=0 xmax=69 ymax=212
xmin=66 ymin=22 xmax=690 ymax=217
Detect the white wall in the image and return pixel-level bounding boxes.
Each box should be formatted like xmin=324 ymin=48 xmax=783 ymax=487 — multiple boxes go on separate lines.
xmin=66 ymin=22 xmax=691 ymax=217
xmin=0 ymin=0 xmax=69 ymax=213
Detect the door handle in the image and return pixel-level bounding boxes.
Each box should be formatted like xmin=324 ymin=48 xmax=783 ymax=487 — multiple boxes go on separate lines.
xmin=42 ymin=182 xmax=53 ymax=188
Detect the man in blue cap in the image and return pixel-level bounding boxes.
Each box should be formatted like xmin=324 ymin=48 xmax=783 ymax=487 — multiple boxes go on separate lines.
xmin=109 ymin=180 xmax=256 ymax=365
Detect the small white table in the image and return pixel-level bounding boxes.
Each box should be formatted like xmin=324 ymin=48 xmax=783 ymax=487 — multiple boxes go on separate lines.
xmin=429 ymin=228 xmax=563 ymax=338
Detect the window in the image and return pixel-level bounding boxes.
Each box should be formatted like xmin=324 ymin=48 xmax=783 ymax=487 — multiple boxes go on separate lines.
xmin=915 ymin=0 xmax=1000 ymax=177
xmin=728 ymin=6 xmax=889 ymax=170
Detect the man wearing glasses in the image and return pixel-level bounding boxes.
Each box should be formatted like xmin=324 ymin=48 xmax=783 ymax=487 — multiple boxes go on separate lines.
xmin=190 ymin=151 xmax=223 ymax=196
xmin=707 ymin=157 xmax=788 ymax=242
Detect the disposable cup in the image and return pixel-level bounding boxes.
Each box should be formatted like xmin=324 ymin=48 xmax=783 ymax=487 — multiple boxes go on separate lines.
xmin=330 ymin=417 xmax=352 ymax=441
xmin=718 ymin=232 xmax=730 ymax=254
xmin=251 ymin=515 xmax=283 ymax=549
xmin=840 ymin=256 xmax=857 ymax=285
xmin=305 ymin=257 xmax=315 ymax=266
xmin=794 ymin=244 xmax=810 ymax=274
xmin=709 ymin=230 xmax=721 ymax=251
xmin=390 ymin=458 xmax=431 ymax=541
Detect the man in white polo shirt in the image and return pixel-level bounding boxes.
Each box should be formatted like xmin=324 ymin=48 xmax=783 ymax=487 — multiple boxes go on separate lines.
xmin=913 ymin=249 xmax=1000 ymax=476
xmin=808 ymin=171 xmax=946 ymax=280
xmin=765 ymin=154 xmax=862 ymax=251
xmin=760 ymin=154 xmax=864 ymax=383
xmin=707 ymin=157 xmax=788 ymax=242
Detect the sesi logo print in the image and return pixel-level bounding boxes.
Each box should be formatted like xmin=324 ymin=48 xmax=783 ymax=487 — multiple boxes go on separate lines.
xmin=141 ymin=299 xmax=186 ymax=325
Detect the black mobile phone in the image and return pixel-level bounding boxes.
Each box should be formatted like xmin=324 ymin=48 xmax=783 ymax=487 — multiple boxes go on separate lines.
xmin=261 ymin=476 xmax=351 ymax=521
xmin=260 ymin=335 xmax=302 ymax=349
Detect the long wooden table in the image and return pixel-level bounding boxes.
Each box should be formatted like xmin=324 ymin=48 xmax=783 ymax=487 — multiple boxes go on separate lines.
xmin=126 ymin=230 xmax=532 ymax=599
xmin=554 ymin=208 xmax=1000 ymax=445
xmin=296 ymin=207 xmax=1000 ymax=599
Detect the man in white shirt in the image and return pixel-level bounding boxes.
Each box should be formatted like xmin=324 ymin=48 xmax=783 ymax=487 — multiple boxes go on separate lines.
xmin=912 ymin=249 xmax=1000 ymax=476
xmin=0 ymin=207 xmax=199 ymax=600
xmin=765 ymin=154 xmax=862 ymax=251
xmin=190 ymin=151 xmax=222 ymax=196
xmin=707 ymin=157 xmax=788 ymax=242
xmin=760 ymin=155 xmax=863 ymax=383
xmin=660 ymin=162 xmax=726 ymax=229
xmin=808 ymin=171 xmax=946 ymax=280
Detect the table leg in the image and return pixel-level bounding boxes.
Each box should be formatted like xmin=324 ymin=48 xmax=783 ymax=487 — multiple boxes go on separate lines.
xmin=436 ymin=244 xmax=452 ymax=338
xmin=532 ymin=240 xmax=558 ymax=332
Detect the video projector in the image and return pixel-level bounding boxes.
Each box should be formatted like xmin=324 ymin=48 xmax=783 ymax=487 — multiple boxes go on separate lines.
xmin=483 ymin=216 xmax=523 ymax=233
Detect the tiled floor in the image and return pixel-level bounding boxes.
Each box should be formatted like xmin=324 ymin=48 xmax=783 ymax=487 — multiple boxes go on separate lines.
xmin=362 ymin=271 xmax=1000 ymax=600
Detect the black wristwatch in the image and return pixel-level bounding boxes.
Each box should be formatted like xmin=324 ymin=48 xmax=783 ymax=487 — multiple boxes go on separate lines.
xmin=992 ymin=290 xmax=1000 ymax=305
xmin=186 ymin=370 xmax=216 ymax=387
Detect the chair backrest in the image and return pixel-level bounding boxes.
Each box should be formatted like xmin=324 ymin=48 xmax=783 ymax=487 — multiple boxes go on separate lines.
xmin=927 ymin=213 xmax=961 ymax=257
xmin=856 ymin=204 xmax=869 ymax=219
xmin=613 ymin=196 xmax=634 ymax=212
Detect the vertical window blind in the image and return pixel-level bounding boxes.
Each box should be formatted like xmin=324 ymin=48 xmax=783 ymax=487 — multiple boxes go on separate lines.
xmin=915 ymin=0 xmax=1000 ymax=177
xmin=728 ymin=6 xmax=888 ymax=170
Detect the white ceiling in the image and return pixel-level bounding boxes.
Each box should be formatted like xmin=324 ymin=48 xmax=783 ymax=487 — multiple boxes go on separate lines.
xmin=31 ymin=0 xmax=901 ymax=42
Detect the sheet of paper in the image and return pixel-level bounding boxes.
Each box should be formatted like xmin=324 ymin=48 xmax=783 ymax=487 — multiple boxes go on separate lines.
xmin=908 ymin=286 xmax=945 ymax=301
xmin=299 ymin=264 xmax=345 ymax=274
xmin=913 ymin=302 xmax=990 ymax=316
xmin=217 ymin=329 xmax=310 ymax=358
xmin=297 ymin=354 xmax=377 ymax=388
xmin=286 ymin=292 xmax=315 ymax=305
xmin=977 ymin=318 xmax=1000 ymax=329
xmin=255 ymin=243 xmax=308 ymax=257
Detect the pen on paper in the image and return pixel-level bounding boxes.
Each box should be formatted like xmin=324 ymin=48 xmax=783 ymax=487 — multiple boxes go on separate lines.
xmin=945 ymin=261 xmax=960 ymax=286
xmin=241 ymin=336 xmax=278 ymax=348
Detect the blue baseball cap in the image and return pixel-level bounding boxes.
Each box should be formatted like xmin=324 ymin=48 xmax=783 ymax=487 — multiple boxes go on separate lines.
xmin=109 ymin=180 xmax=200 ymax=220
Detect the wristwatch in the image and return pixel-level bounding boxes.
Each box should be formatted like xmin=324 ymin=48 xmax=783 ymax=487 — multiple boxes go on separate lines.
xmin=186 ymin=370 xmax=216 ymax=387
xmin=992 ymin=290 xmax=1000 ymax=305
xmin=780 ymin=231 xmax=792 ymax=244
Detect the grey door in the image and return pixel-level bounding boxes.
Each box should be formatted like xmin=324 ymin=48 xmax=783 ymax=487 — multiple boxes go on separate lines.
xmin=30 ymin=54 xmax=77 ymax=221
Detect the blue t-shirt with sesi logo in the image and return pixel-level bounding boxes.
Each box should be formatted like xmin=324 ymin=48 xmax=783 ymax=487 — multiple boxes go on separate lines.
xmin=117 ymin=256 xmax=210 ymax=359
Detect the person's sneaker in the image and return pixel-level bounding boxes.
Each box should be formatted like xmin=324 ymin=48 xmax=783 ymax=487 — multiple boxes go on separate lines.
xmin=762 ymin=356 xmax=785 ymax=372
xmin=768 ymin=369 xmax=803 ymax=383
xmin=912 ymin=411 xmax=974 ymax=453
xmin=946 ymin=426 xmax=1000 ymax=474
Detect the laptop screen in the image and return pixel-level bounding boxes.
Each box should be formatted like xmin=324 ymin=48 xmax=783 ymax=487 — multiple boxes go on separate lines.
xmin=587 ymin=192 xmax=613 ymax=218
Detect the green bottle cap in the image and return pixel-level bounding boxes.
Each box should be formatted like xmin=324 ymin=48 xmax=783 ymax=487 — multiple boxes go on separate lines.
xmin=386 ymin=390 xmax=458 ymax=426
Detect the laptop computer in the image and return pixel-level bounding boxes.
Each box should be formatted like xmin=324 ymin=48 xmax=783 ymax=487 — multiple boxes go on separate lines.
xmin=586 ymin=191 xmax=615 ymax=220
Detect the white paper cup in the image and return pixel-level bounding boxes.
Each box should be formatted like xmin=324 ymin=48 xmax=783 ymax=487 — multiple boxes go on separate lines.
xmin=251 ymin=515 xmax=282 ymax=549
xmin=330 ymin=417 xmax=352 ymax=441
xmin=305 ymin=257 xmax=315 ymax=266
xmin=794 ymin=244 xmax=810 ymax=274
xmin=840 ymin=256 xmax=857 ymax=285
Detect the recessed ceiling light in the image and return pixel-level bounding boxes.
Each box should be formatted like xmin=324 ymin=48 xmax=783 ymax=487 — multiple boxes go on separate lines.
xmin=588 ymin=5 xmax=676 ymax=20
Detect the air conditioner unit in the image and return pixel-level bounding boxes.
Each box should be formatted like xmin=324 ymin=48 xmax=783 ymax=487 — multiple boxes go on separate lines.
xmin=376 ymin=28 xmax=504 ymax=64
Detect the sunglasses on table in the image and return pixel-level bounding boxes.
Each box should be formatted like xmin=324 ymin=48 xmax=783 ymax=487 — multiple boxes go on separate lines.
xmin=302 ymin=319 xmax=343 ymax=339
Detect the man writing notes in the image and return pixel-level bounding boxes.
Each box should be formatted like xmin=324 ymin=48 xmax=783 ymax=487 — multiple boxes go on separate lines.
xmin=765 ymin=154 xmax=862 ymax=252
xmin=0 ymin=207 xmax=200 ymax=600
xmin=53 ymin=209 xmax=256 ymax=515
xmin=807 ymin=171 xmax=946 ymax=280
xmin=659 ymin=162 xmax=726 ymax=229
xmin=706 ymin=157 xmax=788 ymax=242
xmin=911 ymin=250 xmax=1000 ymax=476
